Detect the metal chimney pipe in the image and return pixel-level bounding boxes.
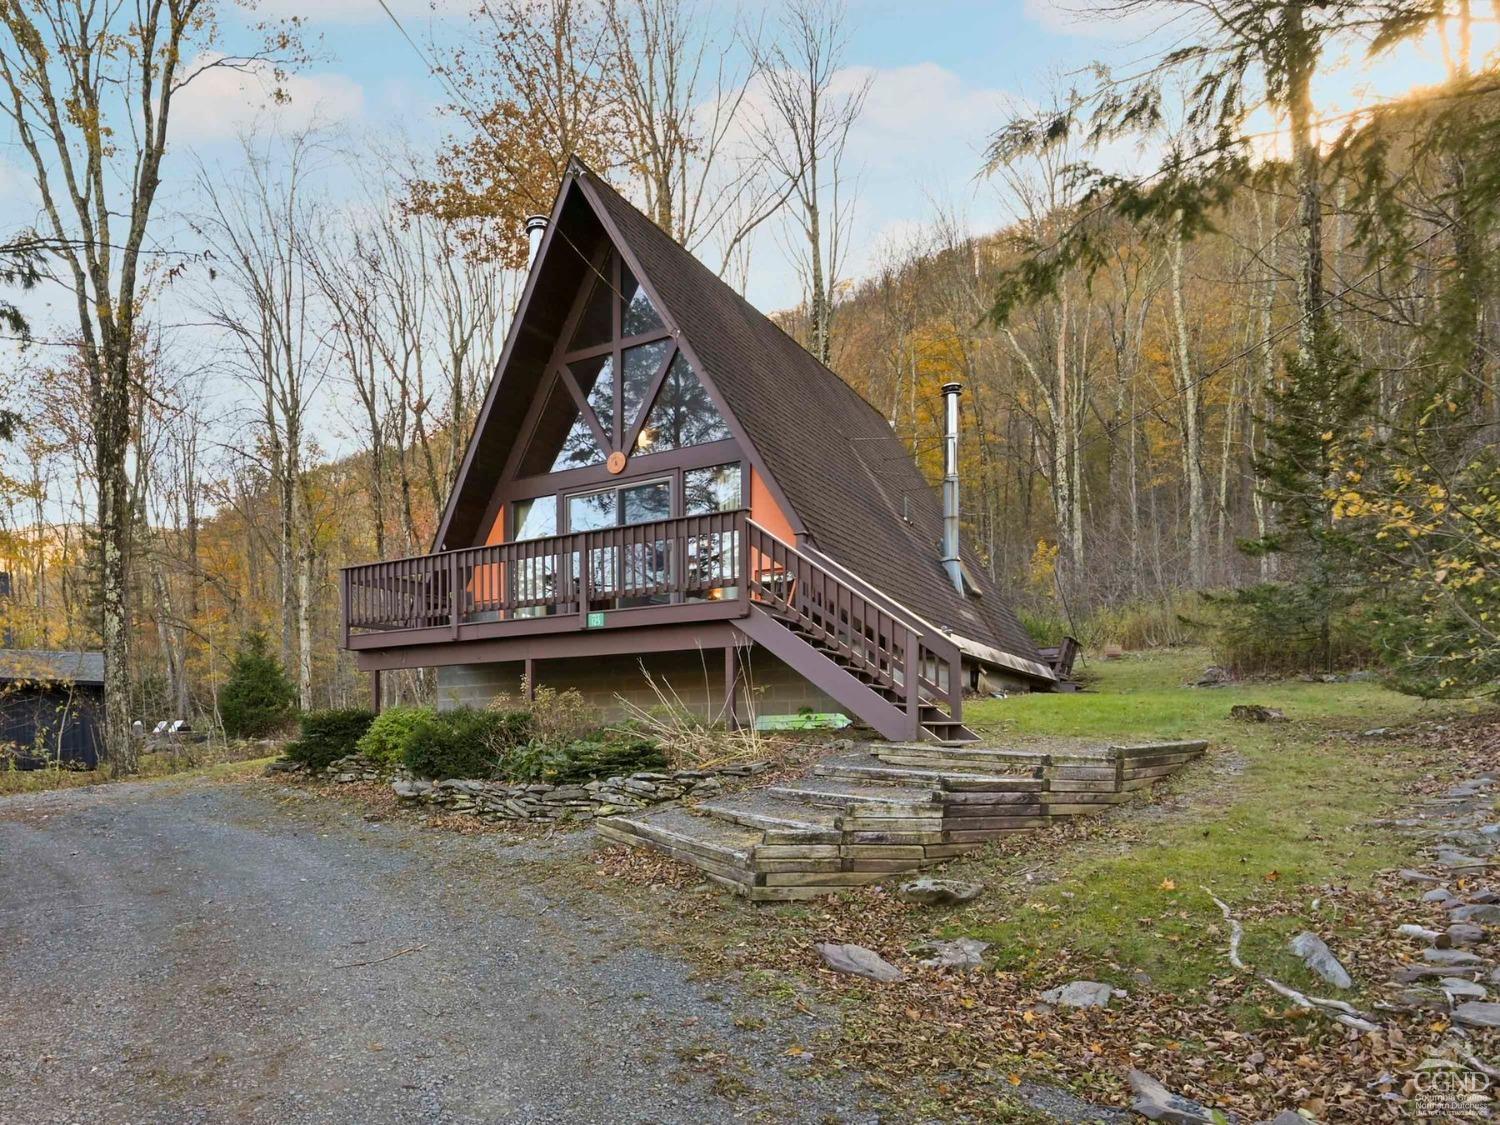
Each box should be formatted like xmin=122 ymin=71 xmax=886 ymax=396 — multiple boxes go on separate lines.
xmin=525 ymin=215 xmax=548 ymax=267
xmin=940 ymin=382 xmax=964 ymax=595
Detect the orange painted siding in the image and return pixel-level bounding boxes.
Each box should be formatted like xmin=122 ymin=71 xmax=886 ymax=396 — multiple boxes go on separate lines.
xmin=467 ymin=506 xmax=505 ymax=605
xmin=750 ymin=468 xmax=795 ymax=543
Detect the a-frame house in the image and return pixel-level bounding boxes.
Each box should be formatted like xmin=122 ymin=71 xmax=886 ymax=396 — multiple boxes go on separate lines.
xmin=341 ymin=160 xmax=1056 ymax=742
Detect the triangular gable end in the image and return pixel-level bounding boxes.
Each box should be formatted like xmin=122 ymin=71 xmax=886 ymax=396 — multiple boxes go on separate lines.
xmin=434 ymin=161 xmax=807 ymax=553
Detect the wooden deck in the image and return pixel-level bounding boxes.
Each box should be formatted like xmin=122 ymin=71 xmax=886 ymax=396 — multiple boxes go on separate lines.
xmin=341 ymin=512 xmax=973 ymax=742
xmin=342 ymin=510 xmax=749 ymax=651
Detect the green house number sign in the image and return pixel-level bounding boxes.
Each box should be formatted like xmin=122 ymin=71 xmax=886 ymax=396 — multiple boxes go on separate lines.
xmin=586 ymin=611 xmax=607 ymax=629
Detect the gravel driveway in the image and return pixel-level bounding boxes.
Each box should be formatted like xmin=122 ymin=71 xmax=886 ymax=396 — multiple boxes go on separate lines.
xmin=0 ymin=776 xmax=885 ymax=1124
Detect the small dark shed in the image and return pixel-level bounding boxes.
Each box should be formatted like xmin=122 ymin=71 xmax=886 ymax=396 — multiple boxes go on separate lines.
xmin=0 ymin=649 xmax=106 ymax=769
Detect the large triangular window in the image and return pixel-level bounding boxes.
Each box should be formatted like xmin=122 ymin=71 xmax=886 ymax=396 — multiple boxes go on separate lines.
xmin=622 ymin=338 xmax=672 ymax=436
xmin=570 ymin=354 xmax=615 ymax=442
xmin=512 ymin=247 xmax=730 ymax=482
xmin=569 ymin=272 xmax=614 ymax=351
xmin=635 ymin=353 xmax=730 ymax=455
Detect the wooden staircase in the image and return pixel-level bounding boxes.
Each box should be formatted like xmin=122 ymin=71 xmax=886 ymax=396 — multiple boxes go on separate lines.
xmin=739 ymin=522 xmax=978 ymax=743
xmin=596 ymin=739 xmax=1208 ymax=901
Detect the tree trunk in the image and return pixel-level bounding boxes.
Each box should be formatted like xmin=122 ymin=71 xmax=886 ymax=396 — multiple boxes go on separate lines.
xmin=1283 ymin=0 xmax=1324 ymax=356
xmin=1251 ymin=191 xmax=1280 ymax=580
xmin=1169 ymin=225 xmax=1207 ymax=587
xmin=97 ymin=400 xmax=135 ymax=776
xmin=297 ymin=529 xmax=314 ymax=712
xmin=808 ymin=150 xmax=829 ymax=365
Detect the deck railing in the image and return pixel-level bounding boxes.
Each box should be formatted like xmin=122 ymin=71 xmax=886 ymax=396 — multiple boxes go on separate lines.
xmin=745 ymin=521 xmax=963 ymax=719
xmin=341 ymin=509 xmax=963 ymax=726
xmin=342 ymin=509 xmax=747 ymax=638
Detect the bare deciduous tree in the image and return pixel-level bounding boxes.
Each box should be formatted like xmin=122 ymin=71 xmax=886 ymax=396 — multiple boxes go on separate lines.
xmin=194 ymin=132 xmax=327 ymax=711
xmin=0 ymin=0 xmax=298 ymax=773
xmin=749 ymin=0 xmax=868 ymax=364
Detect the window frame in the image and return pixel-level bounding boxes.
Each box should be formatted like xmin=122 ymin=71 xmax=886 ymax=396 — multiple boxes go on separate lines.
xmin=561 ymin=474 xmax=675 ymax=533
xmin=560 ymin=250 xmax=673 ymax=451
xmin=509 ymin=459 xmax=747 ymax=549
xmin=488 ymin=244 xmax=752 ymax=547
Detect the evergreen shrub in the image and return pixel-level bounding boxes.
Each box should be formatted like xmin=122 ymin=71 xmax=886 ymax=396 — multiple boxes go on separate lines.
xmin=401 ymin=707 xmax=532 ymax=779
xmin=356 ymin=705 xmax=435 ymax=767
xmin=285 ymin=709 xmax=376 ymax=770
xmin=219 ymin=631 xmax=297 ymax=738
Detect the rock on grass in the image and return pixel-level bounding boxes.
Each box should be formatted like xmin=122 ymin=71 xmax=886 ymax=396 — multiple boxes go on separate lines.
xmin=1128 ymin=1069 xmax=1216 ymax=1123
xmin=915 ymin=938 xmax=988 ymax=971
xmin=1288 ymin=931 xmax=1353 ymax=990
xmin=897 ymin=877 xmax=982 ymax=906
xmin=1041 ymin=980 xmax=1115 ymax=1009
xmin=815 ymin=942 xmax=904 ymax=983
xmin=1451 ymin=904 xmax=1500 ymax=924
xmin=1453 ymin=1001 xmax=1500 ymax=1028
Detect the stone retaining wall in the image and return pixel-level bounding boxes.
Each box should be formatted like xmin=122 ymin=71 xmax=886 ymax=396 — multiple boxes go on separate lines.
xmin=310 ymin=752 xmax=769 ymax=824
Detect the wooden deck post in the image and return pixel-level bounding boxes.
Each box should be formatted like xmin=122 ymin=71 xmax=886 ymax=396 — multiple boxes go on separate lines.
xmin=524 ymin=656 xmax=536 ymax=700
xmin=904 ymin=627 xmax=922 ymax=739
xmin=370 ymin=668 xmax=382 ymax=714
xmin=724 ymin=644 xmax=740 ymax=729
xmin=449 ymin=552 xmax=461 ymax=638
xmin=577 ymin=532 xmax=591 ymax=624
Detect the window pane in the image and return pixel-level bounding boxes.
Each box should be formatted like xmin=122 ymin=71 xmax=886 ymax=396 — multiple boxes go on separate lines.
xmin=637 ymin=353 xmax=730 ymax=454
xmin=518 ymin=377 xmax=606 ymax=476
xmin=569 ymin=270 xmax=614 ymax=351
xmin=684 ymin=463 xmax=741 ymax=515
xmin=622 ymin=340 xmax=672 ymax=433
xmin=510 ymin=498 xmax=559 ymax=616
xmin=512 ymin=497 xmax=556 ymax=541
xmin=621 ymin=265 xmax=664 ymax=336
xmin=551 ymin=417 xmax=605 ymax=472
xmin=567 ymin=489 xmax=617 ymax=532
xmin=621 ymin=480 xmax=670 ymax=525
xmin=569 ymin=354 xmax=615 ymax=442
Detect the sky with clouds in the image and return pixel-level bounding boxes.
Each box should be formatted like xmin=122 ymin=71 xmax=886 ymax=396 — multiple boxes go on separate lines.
xmin=176 ymin=0 xmax=1123 ymax=311
xmin=0 ymin=0 xmax=1480 ymax=529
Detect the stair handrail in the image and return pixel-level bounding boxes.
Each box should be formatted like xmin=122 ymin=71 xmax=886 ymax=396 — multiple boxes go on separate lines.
xmin=790 ymin=537 xmax=967 ymax=718
xmin=745 ymin=521 xmax=964 ymax=669
xmin=744 ymin=519 xmax=965 ymax=721
xmin=745 ymin=521 xmax=931 ymax=642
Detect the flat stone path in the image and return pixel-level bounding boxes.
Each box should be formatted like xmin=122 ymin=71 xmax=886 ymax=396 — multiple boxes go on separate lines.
xmin=0 ymin=778 xmax=882 ymax=1124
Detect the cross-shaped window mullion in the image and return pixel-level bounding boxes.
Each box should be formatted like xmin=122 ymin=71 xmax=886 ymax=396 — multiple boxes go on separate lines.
xmin=555 ymin=364 xmax=610 ymax=452
xmin=611 ymin=252 xmax=623 ymax=449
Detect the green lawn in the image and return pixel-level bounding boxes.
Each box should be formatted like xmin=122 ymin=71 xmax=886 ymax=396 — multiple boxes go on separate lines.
xmin=968 ymin=646 xmax=1443 ymax=741
xmin=943 ymin=648 xmax=1487 ymax=1002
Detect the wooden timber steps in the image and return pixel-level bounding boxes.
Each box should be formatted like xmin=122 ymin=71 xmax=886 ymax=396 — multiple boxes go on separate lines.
xmin=595 ymin=739 xmax=1208 ymax=902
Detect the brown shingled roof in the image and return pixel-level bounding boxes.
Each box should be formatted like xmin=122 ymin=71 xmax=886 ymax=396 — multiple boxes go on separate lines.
xmin=576 ymin=168 xmax=1047 ymax=673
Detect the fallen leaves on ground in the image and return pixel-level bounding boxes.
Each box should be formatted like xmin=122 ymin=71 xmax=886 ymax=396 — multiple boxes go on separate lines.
xmin=591 ymin=713 xmax=1500 ymax=1121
